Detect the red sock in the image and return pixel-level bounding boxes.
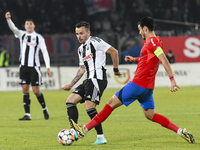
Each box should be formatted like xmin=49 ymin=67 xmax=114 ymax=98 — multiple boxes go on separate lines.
xmin=86 ymin=104 xmax=113 ymax=131
xmin=151 ymin=113 xmax=179 ymax=133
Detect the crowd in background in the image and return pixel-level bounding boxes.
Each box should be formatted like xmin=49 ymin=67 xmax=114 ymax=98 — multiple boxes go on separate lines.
xmin=0 ymin=0 xmax=200 ymax=35
xmin=0 ymin=0 xmax=200 ymax=66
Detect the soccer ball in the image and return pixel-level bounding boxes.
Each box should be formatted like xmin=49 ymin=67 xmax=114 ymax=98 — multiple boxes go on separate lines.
xmin=57 ymin=128 xmax=76 ymax=146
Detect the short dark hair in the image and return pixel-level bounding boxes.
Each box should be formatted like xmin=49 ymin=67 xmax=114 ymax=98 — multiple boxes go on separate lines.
xmin=25 ymin=19 xmax=34 ymax=22
xmin=76 ymin=21 xmax=90 ymax=31
xmin=137 ymin=16 xmax=154 ymax=31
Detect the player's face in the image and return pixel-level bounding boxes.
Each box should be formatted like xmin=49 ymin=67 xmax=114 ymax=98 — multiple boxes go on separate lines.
xmin=75 ymin=26 xmax=90 ymax=44
xmin=25 ymin=21 xmax=35 ymax=33
xmin=138 ymin=25 xmax=146 ymax=40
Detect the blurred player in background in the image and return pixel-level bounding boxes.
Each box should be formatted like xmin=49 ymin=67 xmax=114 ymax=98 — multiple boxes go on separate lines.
xmin=0 ymin=45 xmax=9 ymax=67
xmin=5 ymin=12 xmax=51 ymax=121
xmin=70 ymin=17 xmax=195 ymax=144
xmin=62 ymin=21 xmax=121 ymax=145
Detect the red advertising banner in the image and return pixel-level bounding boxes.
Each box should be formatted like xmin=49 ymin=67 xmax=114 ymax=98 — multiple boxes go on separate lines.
xmin=162 ymin=36 xmax=200 ymax=62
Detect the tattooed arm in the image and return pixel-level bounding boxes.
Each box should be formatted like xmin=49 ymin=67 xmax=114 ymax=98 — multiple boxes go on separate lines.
xmin=61 ymin=65 xmax=85 ymax=91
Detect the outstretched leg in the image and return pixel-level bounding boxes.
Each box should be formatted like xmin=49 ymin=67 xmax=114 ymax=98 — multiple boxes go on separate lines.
xmin=143 ymin=108 xmax=195 ymax=143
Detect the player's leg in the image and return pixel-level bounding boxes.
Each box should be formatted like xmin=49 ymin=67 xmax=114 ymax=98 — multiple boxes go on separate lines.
xmin=140 ymin=91 xmax=195 ymax=143
xmin=70 ymin=95 xmax=122 ymax=138
xmin=84 ymin=79 xmax=107 ymax=145
xmin=19 ymin=66 xmax=31 ymax=120
xmin=66 ymin=93 xmax=82 ymax=125
xmin=19 ymin=84 xmax=32 ymax=120
xmin=66 ymin=80 xmax=85 ymax=126
xmin=85 ymin=101 xmax=107 ymax=145
xmin=70 ymin=81 xmax=138 ymax=137
xmin=31 ymin=67 xmax=49 ymax=120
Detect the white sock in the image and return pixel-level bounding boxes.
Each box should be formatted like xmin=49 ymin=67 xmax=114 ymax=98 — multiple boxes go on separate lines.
xmin=25 ymin=113 xmax=31 ymax=117
xmin=42 ymin=107 xmax=47 ymax=110
xmin=177 ymin=128 xmax=182 ymax=136
xmin=83 ymin=125 xmax=89 ymax=134
xmin=97 ymin=134 xmax=104 ymax=138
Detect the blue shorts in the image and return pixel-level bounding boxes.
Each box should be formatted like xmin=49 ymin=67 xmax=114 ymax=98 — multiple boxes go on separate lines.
xmin=115 ymin=82 xmax=155 ymax=109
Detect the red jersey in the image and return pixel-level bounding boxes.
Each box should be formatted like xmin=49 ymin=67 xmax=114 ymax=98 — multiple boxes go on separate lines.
xmin=132 ymin=36 xmax=163 ymax=89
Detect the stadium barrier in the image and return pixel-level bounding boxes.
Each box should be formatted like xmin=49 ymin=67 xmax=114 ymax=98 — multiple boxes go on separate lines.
xmin=0 ymin=63 xmax=200 ymax=91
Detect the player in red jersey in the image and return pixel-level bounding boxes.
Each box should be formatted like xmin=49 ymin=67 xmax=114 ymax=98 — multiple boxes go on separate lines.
xmin=70 ymin=17 xmax=195 ymax=144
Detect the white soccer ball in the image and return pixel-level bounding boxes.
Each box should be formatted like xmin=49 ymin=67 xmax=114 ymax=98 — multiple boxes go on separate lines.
xmin=57 ymin=128 xmax=76 ymax=146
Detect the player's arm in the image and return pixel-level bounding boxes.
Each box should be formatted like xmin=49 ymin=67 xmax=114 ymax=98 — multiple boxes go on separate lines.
xmin=156 ymin=47 xmax=179 ymax=92
xmin=106 ymin=46 xmax=122 ymax=76
xmin=125 ymin=56 xmax=139 ymax=62
xmin=40 ymin=37 xmax=51 ymax=77
xmin=41 ymin=48 xmax=51 ymax=77
xmin=5 ymin=12 xmax=20 ymax=36
xmin=61 ymin=65 xmax=86 ymax=91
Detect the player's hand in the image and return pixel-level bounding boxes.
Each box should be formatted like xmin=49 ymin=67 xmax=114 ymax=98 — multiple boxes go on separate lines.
xmin=5 ymin=12 xmax=11 ymax=20
xmin=125 ymin=56 xmax=134 ymax=62
xmin=61 ymin=83 xmax=73 ymax=91
xmin=170 ymin=80 xmax=180 ymax=92
xmin=47 ymin=68 xmax=51 ymax=77
xmin=114 ymin=71 xmax=122 ymax=76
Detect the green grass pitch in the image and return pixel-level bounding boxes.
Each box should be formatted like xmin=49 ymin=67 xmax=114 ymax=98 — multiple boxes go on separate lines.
xmin=0 ymin=86 xmax=199 ymax=150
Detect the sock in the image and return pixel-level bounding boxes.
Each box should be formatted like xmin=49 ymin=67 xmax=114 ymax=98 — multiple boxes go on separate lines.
xmin=25 ymin=113 xmax=31 ymax=117
xmin=66 ymin=102 xmax=79 ymax=124
xmin=23 ymin=93 xmax=30 ymax=114
xmin=86 ymin=108 xmax=103 ymax=135
xmin=176 ymin=128 xmax=183 ymax=136
xmin=151 ymin=113 xmax=179 ymax=133
xmin=36 ymin=92 xmax=46 ymax=109
xmin=86 ymin=104 xmax=113 ymax=131
xmin=97 ymin=134 xmax=105 ymax=138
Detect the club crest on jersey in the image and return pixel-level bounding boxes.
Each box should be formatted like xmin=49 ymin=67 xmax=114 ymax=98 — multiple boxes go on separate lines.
xmin=82 ymin=53 xmax=93 ymax=61
xmin=114 ymin=68 xmax=130 ymax=85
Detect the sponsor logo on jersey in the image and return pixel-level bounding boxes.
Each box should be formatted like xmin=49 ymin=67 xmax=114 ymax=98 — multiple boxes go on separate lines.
xmin=82 ymin=53 xmax=93 ymax=61
xmin=23 ymin=40 xmax=36 ymax=46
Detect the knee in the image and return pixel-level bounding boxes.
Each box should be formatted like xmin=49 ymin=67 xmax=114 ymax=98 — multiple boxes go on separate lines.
xmin=33 ymin=90 xmax=40 ymax=95
xmin=23 ymin=89 xmax=29 ymax=93
xmin=144 ymin=113 xmax=154 ymax=120
xmin=107 ymin=95 xmax=122 ymax=109
xmin=22 ymin=86 xmax=29 ymax=93
xmin=85 ymin=101 xmax=96 ymax=110
xmin=145 ymin=115 xmax=153 ymax=120
xmin=66 ymin=97 xmax=75 ymax=103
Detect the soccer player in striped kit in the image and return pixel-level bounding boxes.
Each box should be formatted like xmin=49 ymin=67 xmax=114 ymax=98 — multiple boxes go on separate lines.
xmin=62 ymin=21 xmax=121 ymax=145
xmin=70 ymin=17 xmax=195 ymax=144
xmin=5 ymin=12 xmax=51 ymax=121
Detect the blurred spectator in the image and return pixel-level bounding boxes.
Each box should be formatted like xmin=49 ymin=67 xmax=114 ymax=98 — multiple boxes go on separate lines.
xmin=122 ymin=40 xmax=141 ymax=64
xmin=166 ymin=50 xmax=175 ymax=63
xmin=0 ymin=45 xmax=9 ymax=67
xmin=0 ymin=0 xmax=200 ymax=35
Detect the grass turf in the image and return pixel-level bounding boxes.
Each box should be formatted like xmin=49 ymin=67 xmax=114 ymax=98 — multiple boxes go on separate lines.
xmin=0 ymin=86 xmax=199 ymax=150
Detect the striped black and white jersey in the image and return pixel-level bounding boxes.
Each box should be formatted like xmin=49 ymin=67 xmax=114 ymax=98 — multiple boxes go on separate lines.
xmin=16 ymin=30 xmax=50 ymax=67
xmin=78 ymin=36 xmax=111 ymax=80
xmin=7 ymin=19 xmax=50 ymax=68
